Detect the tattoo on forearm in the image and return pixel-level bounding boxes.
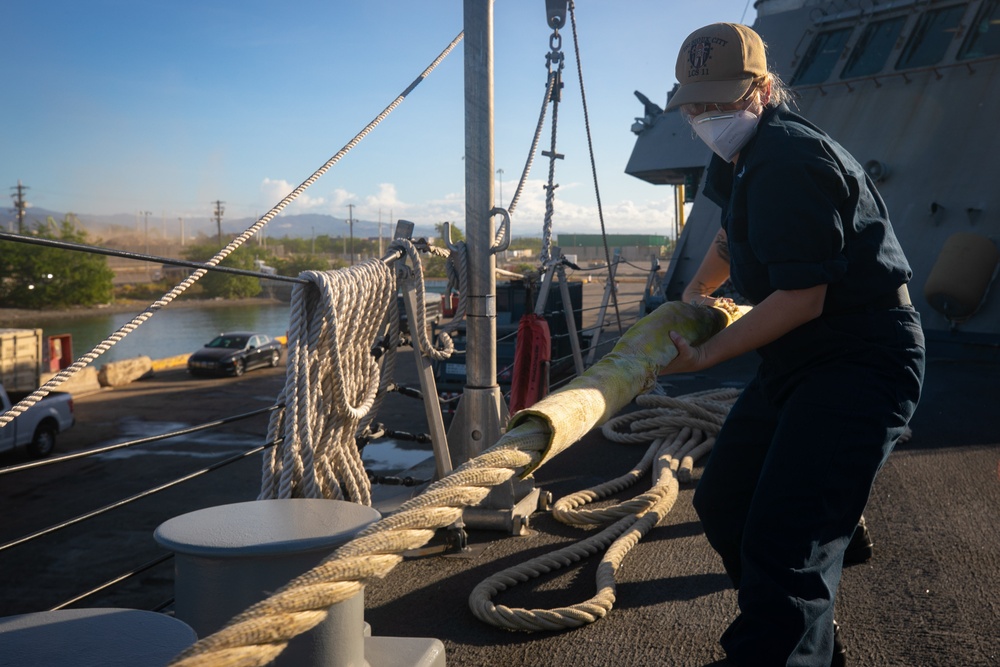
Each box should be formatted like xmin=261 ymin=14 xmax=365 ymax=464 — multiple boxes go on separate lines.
xmin=714 ymin=229 xmax=730 ymax=262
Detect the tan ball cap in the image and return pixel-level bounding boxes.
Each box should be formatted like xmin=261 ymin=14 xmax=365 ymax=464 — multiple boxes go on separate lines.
xmin=665 ymin=22 xmax=767 ymax=111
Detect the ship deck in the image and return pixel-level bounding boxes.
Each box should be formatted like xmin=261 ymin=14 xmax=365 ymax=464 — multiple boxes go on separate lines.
xmin=1 ymin=280 xmax=998 ymax=666
xmin=365 ymin=350 xmax=1000 ymax=667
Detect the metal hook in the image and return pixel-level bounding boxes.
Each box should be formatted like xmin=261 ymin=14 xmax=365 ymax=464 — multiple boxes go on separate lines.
xmin=489 ymin=207 xmax=511 ymax=255
xmin=443 ymin=222 xmax=461 ymax=253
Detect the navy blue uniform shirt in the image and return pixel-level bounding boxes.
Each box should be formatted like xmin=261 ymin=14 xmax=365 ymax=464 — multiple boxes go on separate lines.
xmin=702 ymin=104 xmax=911 ymax=313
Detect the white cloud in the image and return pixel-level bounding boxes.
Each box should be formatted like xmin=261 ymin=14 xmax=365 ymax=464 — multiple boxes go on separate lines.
xmin=260 ymin=178 xmax=330 ymax=213
xmin=255 ymin=177 xmax=678 ymax=239
xmin=331 ymin=188 xmax=357 ymax=209
xmin=363 ymin=183 xmax=403 ymax=211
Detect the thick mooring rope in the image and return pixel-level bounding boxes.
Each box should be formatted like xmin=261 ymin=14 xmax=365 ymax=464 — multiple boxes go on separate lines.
xmin=168 ymin=302 xmax=742 ymax=666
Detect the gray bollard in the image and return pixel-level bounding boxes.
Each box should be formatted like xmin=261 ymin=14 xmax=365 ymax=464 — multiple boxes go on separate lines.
xmin=154 ymin=498 xmax=380 ymax=667
xmin=0 ymin=608 xmax=197 ymax=666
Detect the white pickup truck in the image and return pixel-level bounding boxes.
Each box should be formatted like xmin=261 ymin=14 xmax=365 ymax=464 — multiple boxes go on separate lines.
xmin=0 ymin=384 xmax=76 ymax=458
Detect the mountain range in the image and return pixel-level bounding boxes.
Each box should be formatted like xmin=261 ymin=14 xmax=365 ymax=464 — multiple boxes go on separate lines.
xmin=0 ymin=208 xmax=442 ymax=244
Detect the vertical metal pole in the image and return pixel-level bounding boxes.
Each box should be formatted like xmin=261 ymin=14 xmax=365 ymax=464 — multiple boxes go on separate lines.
xmin=557 ymin=265 xmax=585 ymax=377
xmin=585 ymin=248 xmax=621 ymax=366
xmin=451 ymin=0 xmax=505 ymax=466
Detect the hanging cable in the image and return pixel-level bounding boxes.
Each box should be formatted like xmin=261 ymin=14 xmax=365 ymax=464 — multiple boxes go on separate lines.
xmin=539 ymin=16 xmax=566 ymax=266
xmin=568 ymin=1 xmax=623 ymax=335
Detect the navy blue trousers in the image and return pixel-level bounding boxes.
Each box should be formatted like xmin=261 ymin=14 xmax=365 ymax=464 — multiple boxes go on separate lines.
xmin=693 ymin=308 xmax=925 ymax=666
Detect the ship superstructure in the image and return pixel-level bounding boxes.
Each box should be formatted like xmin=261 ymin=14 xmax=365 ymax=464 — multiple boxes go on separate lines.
xmin=627 ymin=0 xmax=1000 ymax=354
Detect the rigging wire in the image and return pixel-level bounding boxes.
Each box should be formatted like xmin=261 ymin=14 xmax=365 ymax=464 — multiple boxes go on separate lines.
xmin=0 ymin=443 xmax=272 ymax=554
xmin=568 ymin=0 xmax=623 ymax=335
xmin=0 ymin=405 xmax=281 ymax=476
xmin=0 ymin=232 xmax=311 ymax=284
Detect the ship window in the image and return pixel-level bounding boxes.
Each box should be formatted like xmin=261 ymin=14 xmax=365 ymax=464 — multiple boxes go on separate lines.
xmin=896 ymin=5 xmax=966 ymax=69
xmin=791 ymin=28 xmax=853 ymax=85
xmin=841 ymin=16 xmax=906 ymax=78
xmin=958 ymin=0 xmax=1000 ymax=59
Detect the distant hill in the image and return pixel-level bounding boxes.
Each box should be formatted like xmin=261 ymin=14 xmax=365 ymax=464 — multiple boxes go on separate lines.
xmin=0 ymin=209 xmax=440 ymax=244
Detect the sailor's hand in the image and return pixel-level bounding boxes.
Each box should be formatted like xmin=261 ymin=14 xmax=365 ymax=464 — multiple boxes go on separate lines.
xmin=660 ymin=330 xmax=708 ymax=375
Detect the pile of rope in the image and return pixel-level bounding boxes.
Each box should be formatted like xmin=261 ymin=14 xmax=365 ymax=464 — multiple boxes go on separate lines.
xmin=469 ymin=390 xmax=738 ymax=631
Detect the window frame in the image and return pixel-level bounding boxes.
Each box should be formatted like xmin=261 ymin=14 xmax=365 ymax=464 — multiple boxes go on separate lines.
xmin=791 ymin=27 xmax=855 ymax=85
xmin=841 ymin=15 xmax=907 ymax=79
xmin=895 ymin=4 xmax=968 ymax=70
xmin=958 ymin=0 xmax=1000 ymax=60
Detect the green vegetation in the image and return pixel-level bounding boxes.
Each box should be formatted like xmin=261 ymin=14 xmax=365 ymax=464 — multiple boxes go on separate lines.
xmin=182 ymin=243 xmax=262 ymax=299
xmin=0 ymin=216 xmax=549 ymax=309
xmin=0 ymin=216 xmax=115 ymax=309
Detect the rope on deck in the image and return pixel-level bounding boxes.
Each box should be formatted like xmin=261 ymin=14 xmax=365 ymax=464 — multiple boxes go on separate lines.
xmin=171 ymin=422 xmax=549 ymax=667
xmin=168 ymin=301 xmax=741 ymax=666
xmin=468 ymin=390 xmax=738 ymax=632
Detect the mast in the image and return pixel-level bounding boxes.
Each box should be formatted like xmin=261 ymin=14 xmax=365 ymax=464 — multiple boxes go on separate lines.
xmin=451 ymin=0 xmax=506 ymax=467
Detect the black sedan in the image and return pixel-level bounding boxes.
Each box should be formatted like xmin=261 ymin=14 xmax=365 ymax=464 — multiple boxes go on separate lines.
xmin=187 ymin=332 xmax=284 ymax=377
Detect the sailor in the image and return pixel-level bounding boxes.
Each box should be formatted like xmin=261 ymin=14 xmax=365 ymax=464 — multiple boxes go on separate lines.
xmin=659 ymin=22 xmax=925 ymax=667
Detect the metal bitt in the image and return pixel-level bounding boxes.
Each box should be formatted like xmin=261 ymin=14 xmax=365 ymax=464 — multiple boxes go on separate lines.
xmin=0 ymin=609 xmax=196 ymax=666
xmin=154 ymin=499 xmax=445 ymax=667
xmin=453 ymin=0 xmax=541 ymax=535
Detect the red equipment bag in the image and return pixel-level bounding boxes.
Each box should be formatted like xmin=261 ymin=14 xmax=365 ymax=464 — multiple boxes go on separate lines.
xmin=508 ymin=314 xmax=551 ymax=413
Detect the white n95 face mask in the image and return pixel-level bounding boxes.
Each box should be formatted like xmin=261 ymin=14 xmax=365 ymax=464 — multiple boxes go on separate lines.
xmin=690 ymin=109 xmax=760 ymax=162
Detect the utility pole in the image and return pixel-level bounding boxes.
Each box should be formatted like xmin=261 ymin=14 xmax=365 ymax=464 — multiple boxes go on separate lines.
xmin=378 ymin=208 xmax=383 ymax=256
xmin=139 ymin=211 xmax=153 ymax=255
xmin=10 ymin=180 xmax=29 ymax=233
xmin=347 ymin=203 xmax=355 ymax=265
xmin=212 ymin=200 xmax=225 ymax=246
xmin=496 ymin=168 xmax=504 ymax=208
xmin=140 ymin=210 xmax=152 ymax=280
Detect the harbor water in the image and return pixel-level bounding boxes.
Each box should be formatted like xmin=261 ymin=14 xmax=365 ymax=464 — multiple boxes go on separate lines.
xmin=12 ymin=279 xmax=449 ymax=366
xmin=23 ymin=301 xmax=294 ymax=366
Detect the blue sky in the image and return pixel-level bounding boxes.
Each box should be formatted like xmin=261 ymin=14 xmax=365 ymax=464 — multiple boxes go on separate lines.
xmin=3 ymin=1 xmax=752 ymax=238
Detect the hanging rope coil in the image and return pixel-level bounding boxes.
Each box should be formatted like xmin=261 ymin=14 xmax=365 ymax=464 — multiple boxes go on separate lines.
xmin=393 ymin=238 xmax=456 ymax=361
xmin=259 ymin=260 xmax=396 ymax=504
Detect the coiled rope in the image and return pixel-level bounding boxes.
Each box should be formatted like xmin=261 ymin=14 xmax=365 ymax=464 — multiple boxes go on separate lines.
xmin=0 ymin=30 xmax=463 ymax=429
xmin=468 ymin=389 xmax=739 ymax=631
xmin=259 ymin=260 xmax=397 ymax=504
xmin=260 ymin=236 xmax=466 ymax=503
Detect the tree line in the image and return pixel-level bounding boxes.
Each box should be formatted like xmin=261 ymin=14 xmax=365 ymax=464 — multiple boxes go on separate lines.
xmin=1 ymin=217 xmax=543 ymax=310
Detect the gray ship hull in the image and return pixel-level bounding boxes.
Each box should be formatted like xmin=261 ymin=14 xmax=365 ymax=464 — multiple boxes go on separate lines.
xmin=627 ymin=0 xmax=1000 ymax=357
